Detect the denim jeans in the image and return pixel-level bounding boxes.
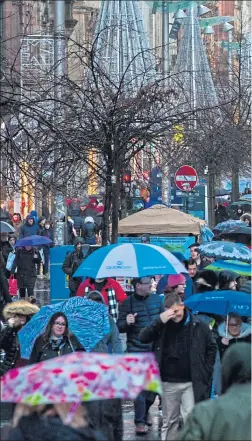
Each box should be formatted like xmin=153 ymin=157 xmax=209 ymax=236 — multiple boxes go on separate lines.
xmin=134 ymin=391 xmax=156 ymax=425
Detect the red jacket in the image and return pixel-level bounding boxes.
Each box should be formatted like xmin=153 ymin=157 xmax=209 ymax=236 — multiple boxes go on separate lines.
xmin=76 ymin=278 xmax=127 ymax=305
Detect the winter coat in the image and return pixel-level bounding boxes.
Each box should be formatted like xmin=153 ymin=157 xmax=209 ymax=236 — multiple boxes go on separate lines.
xmin=40 ymin=228 xmax=54 ymax=248
xmin=177 ymin=343 xmax=251 ymax=440
xmin=240 ymin=280 xmax=252 ymax=294
xmin=217 ymin=322 xmax=251 ymax=359
xmin=139 ymin=310 xmax=217 ymax=403
xmin=62 ymin=249 xmax=87 ymax=293
xmin=38 ymin=216 xmax=46 ymax=235
xmin=12 ymin=248 xmax=41 ymax=279
xmin=0 ymin=325 xmax=20 ymax=376
xmin=93 ymin=315 xmax=123 ymax=354
xmin=77 ymin=278 xmax=127 ymax=305
xmin=2 ymin=415 xmax=106 ymax=441
xmin=0 ymin=301 xmax=39 ymax=376
xmin=81 ymin=221 xmax=97 ymax=244
xmin=0 ymin=252 xmax=12 ymax=306
xmin=29 ymin=334 xmax=84 ymax=364
xmin=86 ymin=399 xmax=122 ymax=441
xmin=117 ymin=293 xmax=164 ymax=352
xmin=1 ymin=243 xmax=15 ymax=263
xmin=19 ymin=216 xmax=40 ymax=238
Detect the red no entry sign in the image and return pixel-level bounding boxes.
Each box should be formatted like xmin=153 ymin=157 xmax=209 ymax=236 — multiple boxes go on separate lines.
xmin=175 ymin=165 xmax=198 ymax=192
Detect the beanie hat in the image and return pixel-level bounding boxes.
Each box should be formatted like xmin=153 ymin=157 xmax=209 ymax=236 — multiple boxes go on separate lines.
xmin=196 ymin=269 xmax=219 ymax=289
xmin=74 ymin=236 xmax=85 ymax=246
xmin=167 ymin=274 xmax=186 ymax=288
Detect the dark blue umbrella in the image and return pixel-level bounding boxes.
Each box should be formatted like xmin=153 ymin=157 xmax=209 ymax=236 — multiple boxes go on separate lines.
xmin=198 ymin=241 xmax=251 ymax=263
xmin=0 ymin=221 xmax=16 ymax=234
xmin=18 ymin=297 xmax=110 ymax=359
xmin=185 ymin=290 xmax=251 ymax=317
xmin=220 ymin=226 xmax=252 ymax=236
xmin=213 ymin=220 xmax=247 ymax=232
xmin=16 ymin=235 xmax=52 ymax=247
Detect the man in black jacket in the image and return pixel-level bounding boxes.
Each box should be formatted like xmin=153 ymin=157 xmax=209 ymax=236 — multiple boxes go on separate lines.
xmin=62 ymin=238 xmax=90 ymax=297
xmin=117 ymin=277 xmax=164 ymax=435
xmin=139 ymin=293 xmax=216 ymax=441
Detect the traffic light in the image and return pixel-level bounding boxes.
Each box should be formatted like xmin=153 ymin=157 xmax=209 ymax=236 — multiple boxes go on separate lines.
xmin=123 ymin=172 xmax=131 ymax=183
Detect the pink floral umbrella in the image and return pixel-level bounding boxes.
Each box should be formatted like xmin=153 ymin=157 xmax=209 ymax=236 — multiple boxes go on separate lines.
xmin=1 ymin=352 xmax=161 ymax=405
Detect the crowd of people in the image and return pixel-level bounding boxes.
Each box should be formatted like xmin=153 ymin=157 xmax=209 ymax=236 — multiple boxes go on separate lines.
xmin=0 ymin=211 xmax=54 ymax=316
xmin=0 ymin=205 xmax=251 ymax=440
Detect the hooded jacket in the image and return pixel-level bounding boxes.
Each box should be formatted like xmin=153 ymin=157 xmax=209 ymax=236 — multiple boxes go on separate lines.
xmin=19 ymin=216 xmax=40 ymax=239
xmin=217 ymin=321 xmax=251 ymax=358
xmin=0 ymin=301 xmax=39 ymax=376
xmin=77 ymin=278 xmax=127 ymax=305
xmin=177 ymin=343 xmax=251 ymax=440
xmin=86 ymin=291 xmax=123 ymax=354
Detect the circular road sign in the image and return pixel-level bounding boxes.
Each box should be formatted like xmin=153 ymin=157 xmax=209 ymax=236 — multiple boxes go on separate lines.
xmin=174 ymin=165 xmax=198 ymax=192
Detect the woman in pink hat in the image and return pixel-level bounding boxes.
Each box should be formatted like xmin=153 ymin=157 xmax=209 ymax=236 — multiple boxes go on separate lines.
xmin=164 ymin=274 xmax=187 ymax=301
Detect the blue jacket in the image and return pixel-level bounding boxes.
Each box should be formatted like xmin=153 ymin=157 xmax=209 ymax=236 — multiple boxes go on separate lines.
xmin=117 ymin=293 xmax=164 ymax=352
xmin=19 ymin=216 xmax=40 ymax=239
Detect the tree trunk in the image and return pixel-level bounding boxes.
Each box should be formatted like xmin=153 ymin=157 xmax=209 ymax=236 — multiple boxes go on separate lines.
xmin=101 ymin=166 xmax=113 ymax=246
xmin=208 ymin=172 xmax=216 ymax=229
xmin=231 ymin=167 xmax=240 ymax=202
xmin=111 ymin=176 xmax=120 ymax=244
xmin=119 ymin=179 xmax=128 ymax=220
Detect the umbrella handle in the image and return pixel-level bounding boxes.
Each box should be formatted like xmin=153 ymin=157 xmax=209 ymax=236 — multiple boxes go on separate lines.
xmin=226 ymin=314 xmax=229 ymax=338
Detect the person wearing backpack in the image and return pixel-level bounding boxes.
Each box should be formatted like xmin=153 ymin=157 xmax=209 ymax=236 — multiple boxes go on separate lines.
xmin=62 ymin=237 xmax=89 ymax=297
xmin=80 ymin=217 xmax=97 ymax=245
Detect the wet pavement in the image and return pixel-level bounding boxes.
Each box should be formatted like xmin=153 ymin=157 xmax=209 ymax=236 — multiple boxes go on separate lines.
xmin=2 ymin=278 xmax=162 ymax=440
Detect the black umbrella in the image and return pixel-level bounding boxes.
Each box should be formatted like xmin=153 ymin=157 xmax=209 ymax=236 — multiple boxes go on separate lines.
xmin=220 ymin=226 xmax=252 ymax=237
xmin=0 ymin=221 xmax=16 ymax=234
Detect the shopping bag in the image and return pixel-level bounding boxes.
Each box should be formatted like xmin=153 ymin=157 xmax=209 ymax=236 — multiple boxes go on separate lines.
xmin=6 ymin=252 xmax=15 ymax=272
xmin=8 ymin=275 xmax=18 ymax=296
xmin=39 ymin=249 xmax=45 ymax=265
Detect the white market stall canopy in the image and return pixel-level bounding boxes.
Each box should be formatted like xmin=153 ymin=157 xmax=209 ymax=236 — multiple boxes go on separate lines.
xmin=118 ymin=205 xmax=206 ymax=236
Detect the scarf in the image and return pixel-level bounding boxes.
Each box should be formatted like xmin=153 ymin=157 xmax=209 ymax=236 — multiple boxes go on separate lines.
xmin=49 ymin=335 xmax=66 ymax=352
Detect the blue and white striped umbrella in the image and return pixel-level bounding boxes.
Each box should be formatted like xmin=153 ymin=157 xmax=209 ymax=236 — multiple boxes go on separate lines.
xmin=198 ymin=241 xmax=251 ymax=263
xmin=74 ymin=243 xmax=187 ymax=278
xmin=213 ymin=220 xmax=247 ymax=232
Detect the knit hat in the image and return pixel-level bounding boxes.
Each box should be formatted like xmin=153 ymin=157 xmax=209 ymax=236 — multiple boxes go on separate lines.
xmin=196 ymin=269 xmax=219 ymax=290
xmin=74 ymin=236 xmax=85 ymax=246
xmin=167 ymin=274 xmax=186 ymax=287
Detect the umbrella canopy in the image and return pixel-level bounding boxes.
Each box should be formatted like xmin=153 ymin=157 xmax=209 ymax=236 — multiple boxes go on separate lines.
xmin=213 ymin=220 xmax=247 ymax=232
xmin=220 ymin=226 xmax=252 ymax=237
xmin=1 ymin=352 xmax=161 ymax=405
xmin=18 ymin=297 xmax=110 ymax=359
xmin=16 ymin=235 xmax=52 ymax=247
xmin=0 ymin=221 xmax=16 ymax=234
xmin=185 ymin=290 xmax=251 ymax=317
xmin=198 ymin=241 xmax=251 ymax=263
xmin=239 ymin=194 xmax=252 ymax=202
xmin=118 ymin=204 xmax=205 ymax=235
xmin=205 ymin=260 xmax=252 ymax=277
xmin=73 ymin=243 xmax=188 ymax=279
